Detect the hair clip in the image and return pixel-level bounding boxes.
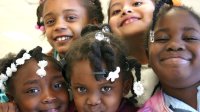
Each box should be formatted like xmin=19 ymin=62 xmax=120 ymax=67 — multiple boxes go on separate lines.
xmin=35 ymin=25 xmax=45 ymax=32
xmin=16 ymin=52 xmax=31 ymax=66
xmin=36 ymin=60 xmax=48 ymax=78
xmin=0 ymin=51 xmax=32 ymax=92
xmin=95 ymin=32 xmax=110 ymax=43
xmin=106 ymin=67 xmax=120 ymax=82
xmin=39 ymin=0 xmax=45 ymax=4
xmin=149 ymin=30 xmax=155 ymax=43
xmin=102 ymin=25 xmax=111 ymax=33
xmin=89 ymin=0 xmax=95 ymax=5
xmin=133 ymin=81 xmax=144 ymax=97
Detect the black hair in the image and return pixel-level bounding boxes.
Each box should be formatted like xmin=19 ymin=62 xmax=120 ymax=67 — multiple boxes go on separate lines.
xmin=145 ymin=0 xmax=200 ymax=49
xmin=64 ymin=24 xmax=141 ymax=104
xmin=0 ymin=46 xmax=68 ymax=94
xmin=36 ymin=0 xmax=104 ymax=29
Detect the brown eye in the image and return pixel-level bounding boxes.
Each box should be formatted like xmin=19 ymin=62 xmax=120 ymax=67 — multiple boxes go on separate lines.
xmin=133 ymin=2 xmax=142 ymax=7
xmin=111 ymin=9 xmax=121 ymax=16
xmin=77 ymin=87 xmax=87 ymax=93
xmin=44 ymin=18 xmax=55 ymax=26
xmin=101 ymin=86 xmax=112 ymax=93
xmin=26 ymin=88 xmax=40 ymax=94
xmin=65 ymin=15 xmax=78 ymax=22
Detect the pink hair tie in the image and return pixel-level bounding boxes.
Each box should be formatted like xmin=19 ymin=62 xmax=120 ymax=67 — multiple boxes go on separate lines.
xmin=35 ymin=25 xmax=45 ymax=32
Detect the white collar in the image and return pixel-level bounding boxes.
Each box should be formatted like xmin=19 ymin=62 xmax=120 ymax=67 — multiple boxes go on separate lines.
xmin=164 ymin=85 xmax=200 ymax=112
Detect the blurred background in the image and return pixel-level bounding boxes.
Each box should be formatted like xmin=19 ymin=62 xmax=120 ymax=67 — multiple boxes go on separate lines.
xmin=0 ymin=0 xmax=199 ymax=58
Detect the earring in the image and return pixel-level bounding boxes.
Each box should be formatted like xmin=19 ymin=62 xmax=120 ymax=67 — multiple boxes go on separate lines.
xmin=149 ymin=30 xmax=154 ymax=43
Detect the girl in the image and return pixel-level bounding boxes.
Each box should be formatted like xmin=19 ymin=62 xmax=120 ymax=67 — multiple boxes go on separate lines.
xmin=36 ymin=0 xmax=104 ymax=60
xmin=64 ymin=24 xmax=140 ymax=112
xmin=108 ymin=0 xmax=158 ymax=106
xmin=108 ymin=0 xmax=182 ymax=106
xmin=139 ymin=0 xmax=200 ymax=111
xmin=0 ymin=46 xmax=69 ymax=112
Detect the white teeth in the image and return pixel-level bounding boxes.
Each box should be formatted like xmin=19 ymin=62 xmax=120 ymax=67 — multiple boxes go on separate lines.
xmin=56 ymin=36 xmax=70 ymax=41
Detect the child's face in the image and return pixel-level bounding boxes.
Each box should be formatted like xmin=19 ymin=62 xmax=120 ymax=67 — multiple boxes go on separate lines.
xmin=70 ymin=60 xmax=125 ymax=112
xmin=43 ymin=0 xmax=89 ymax=55
xmin=149 ymin=9 xmax=200 ymax=89
xmin=108 ymin=0 xmax=154 ymax=38
xmin=10 ymin=59 xmax=69 ymax=112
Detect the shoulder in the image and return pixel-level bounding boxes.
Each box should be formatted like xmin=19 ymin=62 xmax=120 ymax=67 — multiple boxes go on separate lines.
xmin=138 ymin=90 xmax=169 ymax=112
xmin=117 ymin=98 xmax=139 ymax=112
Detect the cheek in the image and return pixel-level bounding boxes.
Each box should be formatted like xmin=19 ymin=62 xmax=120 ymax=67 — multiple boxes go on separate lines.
xmin=16 ymin=98 xmax=39 ymax=111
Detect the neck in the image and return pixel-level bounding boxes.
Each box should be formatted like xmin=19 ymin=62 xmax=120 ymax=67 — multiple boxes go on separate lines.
xmin=163 ymin=82 xmax=200 ymax=109
xmin=123 ymin=34 xmax=148 ymax=64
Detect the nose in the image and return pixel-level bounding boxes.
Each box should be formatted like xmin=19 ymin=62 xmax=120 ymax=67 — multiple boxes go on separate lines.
xmin=87 ymin=93 xmax=101 ymax=106
xmin=54 ymin=17 xmax=67 ymax=32
xmin=166 ymin=39 xmax=185 ymax=52
xmin=42 ymin=89 xmax=57 ymax=104
xmin=122 ymin=6 xmax=133 ymax=16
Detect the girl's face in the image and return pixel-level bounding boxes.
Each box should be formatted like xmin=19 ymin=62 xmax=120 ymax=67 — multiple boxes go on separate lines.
xmin=43 ymin=0 xmax=89 ymax=55
xmin=149 ymin=9 xmax=200 ymax=89
xmin=10 ymin=59 xmax=69 ymax=112
xmin=70 ymin=60 xmax=125 ymax=112
xmin=109 ymin=0 xmax=154 ymax=38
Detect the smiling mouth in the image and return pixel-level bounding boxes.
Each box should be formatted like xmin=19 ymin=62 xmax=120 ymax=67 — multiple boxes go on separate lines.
xmin=161 ymin=57 xmax=190 ymax=65
xmin=40 ymin=108 xmax=59 ymax=112
xmin=55 ymin=36 xmax=72 ymax=42
xmin=121 ymin=17 xmax=140 ymax=26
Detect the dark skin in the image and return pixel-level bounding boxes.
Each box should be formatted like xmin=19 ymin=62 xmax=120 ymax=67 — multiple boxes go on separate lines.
xmin=149 ymin=9 xmax=200 ymax=109
xmin=6 ymin=59 xmax=69 ymax=112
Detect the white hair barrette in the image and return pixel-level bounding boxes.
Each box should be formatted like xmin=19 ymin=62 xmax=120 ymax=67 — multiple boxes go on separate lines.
xmin=95 ymin=32 xmax=110 ymax=43
xmin=133 ymin=81 xmax=144 ymax=97
xmin=106 ymin=67 xmax=120 ymax=82
xmin=36 ymin=60 xmax=48 ymax=78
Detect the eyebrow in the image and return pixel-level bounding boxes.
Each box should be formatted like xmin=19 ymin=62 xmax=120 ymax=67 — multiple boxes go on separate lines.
xmin=23 ymin=79 xmax=39 ymax=86
xmin=155 ymin=27 xmax=169 ymax=33
xmin=43 ymin=9 xmax=78 ymax=19
xmin=155 ymin=27 xmax=199 ymax=34
xmin=182 ymin=27 xmax=199 ymax=32
xmin=52 ymin=75 xmax=63 ymax=80
xmin=110 ymin=2 xmax=121 ymax=10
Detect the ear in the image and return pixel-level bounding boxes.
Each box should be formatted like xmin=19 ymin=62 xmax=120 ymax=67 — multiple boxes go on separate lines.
xmin=122 ymin=74 xmax=133 ymax=96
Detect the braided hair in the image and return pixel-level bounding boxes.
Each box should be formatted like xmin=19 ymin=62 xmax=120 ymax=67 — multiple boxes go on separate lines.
xmin=0 ymin=46 xmax=66 ymax=93
xmin=36 ymin=0 xmax=104 ymax=29
xmin=64 ymin=24 xmax=142 ymax=104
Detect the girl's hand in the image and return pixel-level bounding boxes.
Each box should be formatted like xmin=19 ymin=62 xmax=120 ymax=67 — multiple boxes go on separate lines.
xmin=0 ymin=102 xmax=19 ymax=112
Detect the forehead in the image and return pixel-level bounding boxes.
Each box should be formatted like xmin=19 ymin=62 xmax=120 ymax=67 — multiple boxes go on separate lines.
xmin=70 ymin=60 xmax=123 ymax=87
xmin=43 ymin=0 xmax=86 ymax=16
xmin=155 ymin=9 xmax=200 ymax=32
xmin=13 ymin=59 xmax=62 ymax=84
